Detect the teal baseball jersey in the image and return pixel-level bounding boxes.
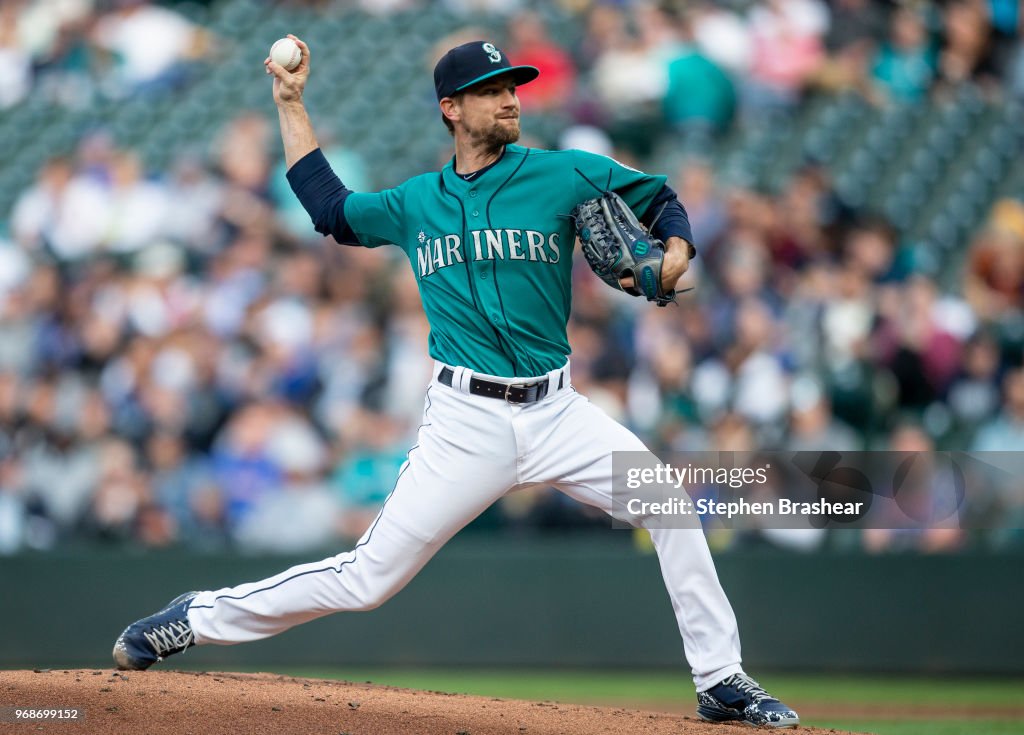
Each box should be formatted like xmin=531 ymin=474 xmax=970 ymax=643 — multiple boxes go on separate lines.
xmin=343 ymin=144 xmax=666 ymax=378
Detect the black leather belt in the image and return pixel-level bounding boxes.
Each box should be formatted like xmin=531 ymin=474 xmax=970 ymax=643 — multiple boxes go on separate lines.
xmin=438 ymin=366 xmax=564 ymax=404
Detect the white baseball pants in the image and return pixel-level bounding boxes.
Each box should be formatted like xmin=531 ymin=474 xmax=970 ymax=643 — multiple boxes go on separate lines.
xmin=187 ymin=361 xmax=743 ymax=690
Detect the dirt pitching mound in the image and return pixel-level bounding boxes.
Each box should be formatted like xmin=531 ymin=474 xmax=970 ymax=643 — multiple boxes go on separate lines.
xmin=1 ymin=669 xmax=863 ymax=735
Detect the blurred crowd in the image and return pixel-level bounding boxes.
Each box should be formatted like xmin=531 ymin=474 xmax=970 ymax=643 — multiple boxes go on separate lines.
xmin=4 ymin=0 xmax=1024 ymax=113
xmin=0 ymin=0 xmax=211 ymax=108
xmin=1 ymin=0 xmax=1023 ymax=556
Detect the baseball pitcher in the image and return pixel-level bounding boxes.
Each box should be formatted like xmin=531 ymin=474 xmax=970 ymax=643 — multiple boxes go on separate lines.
xmin=113 ymin=36 xmax=799 ymax=728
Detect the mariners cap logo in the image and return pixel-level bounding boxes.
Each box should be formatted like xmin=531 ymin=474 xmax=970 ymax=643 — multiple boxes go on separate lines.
xmin=482 ymin=42 xmax=502 ymax=64
xmin=433 ymin=41 xmax=540 ymax=101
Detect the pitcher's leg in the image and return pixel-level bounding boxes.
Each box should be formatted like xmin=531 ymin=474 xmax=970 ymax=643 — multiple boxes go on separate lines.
xmin=645 ymin=526 xmax=743 ymax=689
xmin=188 ymin=478 xmax=483 ymax=644
xmin=187 ymin=385 xmax=516 ymax=645
xmin=523 ymin=391 xmax=741 ymax=688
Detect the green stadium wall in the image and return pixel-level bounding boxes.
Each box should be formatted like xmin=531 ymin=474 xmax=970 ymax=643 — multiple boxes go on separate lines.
xmin=3 ymin=538 xmax=1021 ymax=673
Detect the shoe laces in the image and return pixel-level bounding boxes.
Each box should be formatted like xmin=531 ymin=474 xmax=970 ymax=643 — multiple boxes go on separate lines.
xmin=725 ymin=673 xmax=774 ymax=704
xmin=143 ymin=620 xmax=193 ymax=658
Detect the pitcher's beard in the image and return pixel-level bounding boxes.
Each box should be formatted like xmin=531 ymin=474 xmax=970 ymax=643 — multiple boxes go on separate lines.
xmin=468 ymin=118 xmax=520 ymax=152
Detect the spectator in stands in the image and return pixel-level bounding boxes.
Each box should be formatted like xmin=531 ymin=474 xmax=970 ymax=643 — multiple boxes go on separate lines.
xmin=872 ymin=275 xmax=963 ymax=409
xmin=15 ymin=0 xmax=97 ymax=78
xmin=505 ymin=11 xmax=576 ymax=112
xmin=672 ymin=158 xmax=729 ymax=250
xmin=586 ymin=4 xmax=667 ymax=154
xmin=79 ymin=437 xmax=150 ymax=543
xmin=843 ymin=218 xmax=907 ymax=283
xmin=662 ymin=10 xmax=736 ymax=139
xmin=814 ymin=0 xmax=886 ymax=96
xmin=817 ymin=262 xmax=875 ymax=376
xmin=200 ymin=231 xmax=271 ymax=339
xmin=134 ymin=498 xmax=178 ymax=548
xmin=709 ymin=411 xmax=757 ymax=451
xmin=250 ymin=294 xmax=321 ymax=405
xmin=443 ymin=0 xmax=521 ymax=17
xmin=32 ymin=6 xmax=104 ymax=108
xmin=209 ymin=402 xmax=282 ymax=528
xmin=1009 ymin=41 xmax=1024 ymax=99
xmin=331 ymin=409 xmax=407 ymax=539
xmin=626 ymin=336 xmax=702 ymax=451
xmin=234 ymin=416 xmax=340 ymax=553
xmin=743 ymin=0 xmax=829 ymax=115
xmin=11 ymin=156 xmax=108 ymax=261
xmin=863 ymin=423 xmax=966 ymax=553
xmin=163 ymin=152 xmax=226 ymax=255
xmin=20 ymin=377 xmax=101 ymax=537
xmin=689 ymin=1 xmax=752 ymax=77
xmin=947 ymin=330 xmax=1003 ymax=436
xmin=558 ymin=124 xmax=614 ymax=157
xmin=103 ymin=151 xmax=170 ymax=254
xmin=936 ymin=0 xmax=1001 ymax=90
xmin=0 ymin=1 xmax=32 ymax=109
xmin=577 ymin=3 xmax=625 ymax=69
xmin=730 ymin=298 xmax=792 ymax=428
xmin=705 ymin=226 xmax=779 ymax=345
xmin=963 ymin=201 xmax=1024 ymax=322
xmin=770 ymin=166 xmax=836 ymax=271
xmin=692 ymin=298 xmax=791 ymax=432
xmin=972 ymin=366 xmax=1024 ymax=451
xmin=0 ymin=373 xmax=21 ymax=452
xmin=356 ymin=0 xmax=417 ymax=14
xmin=713 ymin=187 xmax=776 ymax=276
xmin=312 ymin=302 xmax=392 ymax=436
xmin=872 ymin=6 xmax=937 ymax=103
xmin=91 ymin=0 xmax=210 ymax=96
xmin=826 ymin=0 xmax=888 ymax=54
xmin=184 ymin=480 xmax=230 ymax=550
xmin=146 ymin=429 xmax=208 ymax=530
xmin=786 ymin=377 xmax=859 ymax=451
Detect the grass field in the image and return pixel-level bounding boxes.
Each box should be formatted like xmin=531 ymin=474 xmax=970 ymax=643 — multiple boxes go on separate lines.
xmin=262 ymin=668 xmax=1024 ymax=735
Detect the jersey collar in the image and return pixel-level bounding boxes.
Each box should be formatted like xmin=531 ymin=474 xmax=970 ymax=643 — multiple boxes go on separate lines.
xmin=442 ymin=144 xmax=525 ymax=189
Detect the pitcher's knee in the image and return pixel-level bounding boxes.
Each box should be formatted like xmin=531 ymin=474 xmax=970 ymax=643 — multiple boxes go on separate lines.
xmin=329 ymin=558 xmax=408 ymax=611
xmin=346 ymin=581 xmax=402 ymax=611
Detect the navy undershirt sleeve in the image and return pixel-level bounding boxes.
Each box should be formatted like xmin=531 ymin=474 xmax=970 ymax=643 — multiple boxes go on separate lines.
xmin=285 ymin=148 xmax=359 ymax=244
xmin=642 ymin=184 xmax=695 ymax=250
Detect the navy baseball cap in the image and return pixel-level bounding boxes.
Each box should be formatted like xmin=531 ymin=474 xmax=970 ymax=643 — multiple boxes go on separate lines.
xmin=433 ymin=41 xmax=539 ymax=101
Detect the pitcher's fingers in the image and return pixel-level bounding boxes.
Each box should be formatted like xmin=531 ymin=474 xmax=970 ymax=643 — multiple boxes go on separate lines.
xmin=266 ymin=60 xmax=290 ymax=80
xmin=289 ymin=35 xmax=310 ymax=58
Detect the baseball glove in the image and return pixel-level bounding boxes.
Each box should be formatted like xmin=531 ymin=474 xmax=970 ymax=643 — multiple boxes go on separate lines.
xmin=571 ymin=191 xmax=690 ymax=307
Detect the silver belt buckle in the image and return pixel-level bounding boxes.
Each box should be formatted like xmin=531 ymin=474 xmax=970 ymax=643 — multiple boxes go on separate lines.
xmin=506 ymin=380 xmax=546 ymax=403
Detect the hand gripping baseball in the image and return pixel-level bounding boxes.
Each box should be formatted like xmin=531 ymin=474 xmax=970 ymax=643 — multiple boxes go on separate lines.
xmin=264 ymin=34 xmax=310 ymax=104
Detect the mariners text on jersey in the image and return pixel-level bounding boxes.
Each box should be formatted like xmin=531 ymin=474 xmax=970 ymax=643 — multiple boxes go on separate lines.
xmin=415 ymin=229 xmax=561 ymax=278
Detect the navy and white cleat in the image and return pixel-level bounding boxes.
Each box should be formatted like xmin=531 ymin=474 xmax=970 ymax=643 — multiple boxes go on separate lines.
xmin=112 ymin=592 xmax=199 ymax=671
xmin=697 ymin=673 xmax=800 ymax=728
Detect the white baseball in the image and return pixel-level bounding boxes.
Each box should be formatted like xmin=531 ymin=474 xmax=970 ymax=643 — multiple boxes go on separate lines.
xmin=270 ymin=38 xmax=301 ymax=71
